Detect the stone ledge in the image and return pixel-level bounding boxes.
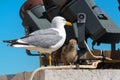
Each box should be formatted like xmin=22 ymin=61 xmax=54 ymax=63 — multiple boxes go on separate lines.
xmin=44 ymin=70 xmax=120 ymax=80
xmin=1 ymin=69 xmax=120 ymax=80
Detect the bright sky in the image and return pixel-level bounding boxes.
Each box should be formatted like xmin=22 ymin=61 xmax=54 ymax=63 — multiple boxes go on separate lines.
xmin=0 ymin=0 xmax=120 ymax=75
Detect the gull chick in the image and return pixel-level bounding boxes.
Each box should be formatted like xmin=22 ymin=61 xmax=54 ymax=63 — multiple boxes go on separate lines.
xmin=61 ymin=39 xmax=78 ymax=65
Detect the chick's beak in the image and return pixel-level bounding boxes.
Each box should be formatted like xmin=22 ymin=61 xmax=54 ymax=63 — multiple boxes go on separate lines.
xmin=65 ymin=21 xmax=72 ymax=26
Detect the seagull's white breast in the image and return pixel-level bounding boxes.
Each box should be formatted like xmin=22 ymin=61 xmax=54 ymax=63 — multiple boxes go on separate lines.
xmin=50 ymin=28 xmax=66 ymax=49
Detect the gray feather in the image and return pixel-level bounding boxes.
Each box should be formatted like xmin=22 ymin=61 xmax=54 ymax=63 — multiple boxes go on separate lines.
xmin=18 ymin=35 xmax=62 ymax=48
xmin=30 ymin=28 xmax=59 ymax=35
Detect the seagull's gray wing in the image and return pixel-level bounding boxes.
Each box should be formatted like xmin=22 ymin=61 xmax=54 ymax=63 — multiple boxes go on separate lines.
xmin=30 ymin=28 xmax=59 ymax=35
xmin=18 ymin=34 xmax=62 ymax=48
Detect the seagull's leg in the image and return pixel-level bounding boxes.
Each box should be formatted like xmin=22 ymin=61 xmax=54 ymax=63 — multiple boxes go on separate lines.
xmin=49 ymin=54 xmax=52 ymax=66
xmin=40 ymin=54 xmax=42 ymax=67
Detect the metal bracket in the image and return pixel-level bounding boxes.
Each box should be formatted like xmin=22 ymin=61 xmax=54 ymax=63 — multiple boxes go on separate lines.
xmin=77 ymin=13 xmax=86 ymax=49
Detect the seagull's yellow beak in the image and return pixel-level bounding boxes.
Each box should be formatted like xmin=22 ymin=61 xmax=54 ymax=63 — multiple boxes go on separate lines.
xmin=65 ymin=21 xmax=72 ymax=26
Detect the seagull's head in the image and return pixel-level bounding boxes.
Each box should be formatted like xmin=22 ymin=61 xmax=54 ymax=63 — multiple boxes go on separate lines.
xmin=51 ymin=16 xmax=72 ymax=29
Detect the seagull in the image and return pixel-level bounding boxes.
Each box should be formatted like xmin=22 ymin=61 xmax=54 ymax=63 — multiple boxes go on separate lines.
xmin=3 ymin=16 xmax=72 ymax=66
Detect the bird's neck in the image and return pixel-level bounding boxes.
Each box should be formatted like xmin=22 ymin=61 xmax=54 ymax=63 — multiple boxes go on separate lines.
xmin=59 ymin=28 xmax=66 ymax=37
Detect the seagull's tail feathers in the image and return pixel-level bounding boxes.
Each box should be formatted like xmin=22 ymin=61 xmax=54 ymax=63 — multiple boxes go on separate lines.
xmin=3 ymin=39 xmax=17 ymax=43
xmin=3 ymin=39 xmax=29 ymax=48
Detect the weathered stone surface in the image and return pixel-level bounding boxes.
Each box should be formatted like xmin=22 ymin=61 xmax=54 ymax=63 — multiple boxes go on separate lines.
xmin=44 ymin=70 xmax=120 ymax=80
xmin=0 ymin=70 xmax=120 ymax=80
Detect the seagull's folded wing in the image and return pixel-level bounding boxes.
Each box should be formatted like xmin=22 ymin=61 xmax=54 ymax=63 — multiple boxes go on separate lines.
xmin=30 ymin=28 xmax=59 ymax=35
xmin=18 ymin=34 xmax=62 ymax=48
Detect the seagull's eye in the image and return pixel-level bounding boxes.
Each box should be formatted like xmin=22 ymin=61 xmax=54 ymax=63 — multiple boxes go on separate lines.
xmin=63 ymin=19 xmax=66 ymax=22
xmin=63 ymin=19 xmax=66 ymax=21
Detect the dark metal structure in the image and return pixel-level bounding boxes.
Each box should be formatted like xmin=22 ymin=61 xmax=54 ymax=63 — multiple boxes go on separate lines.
xmin=20 ymin=0 xmax=120 ymax=66
xmin=43 ymin=0 xmax=120 ymax=49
